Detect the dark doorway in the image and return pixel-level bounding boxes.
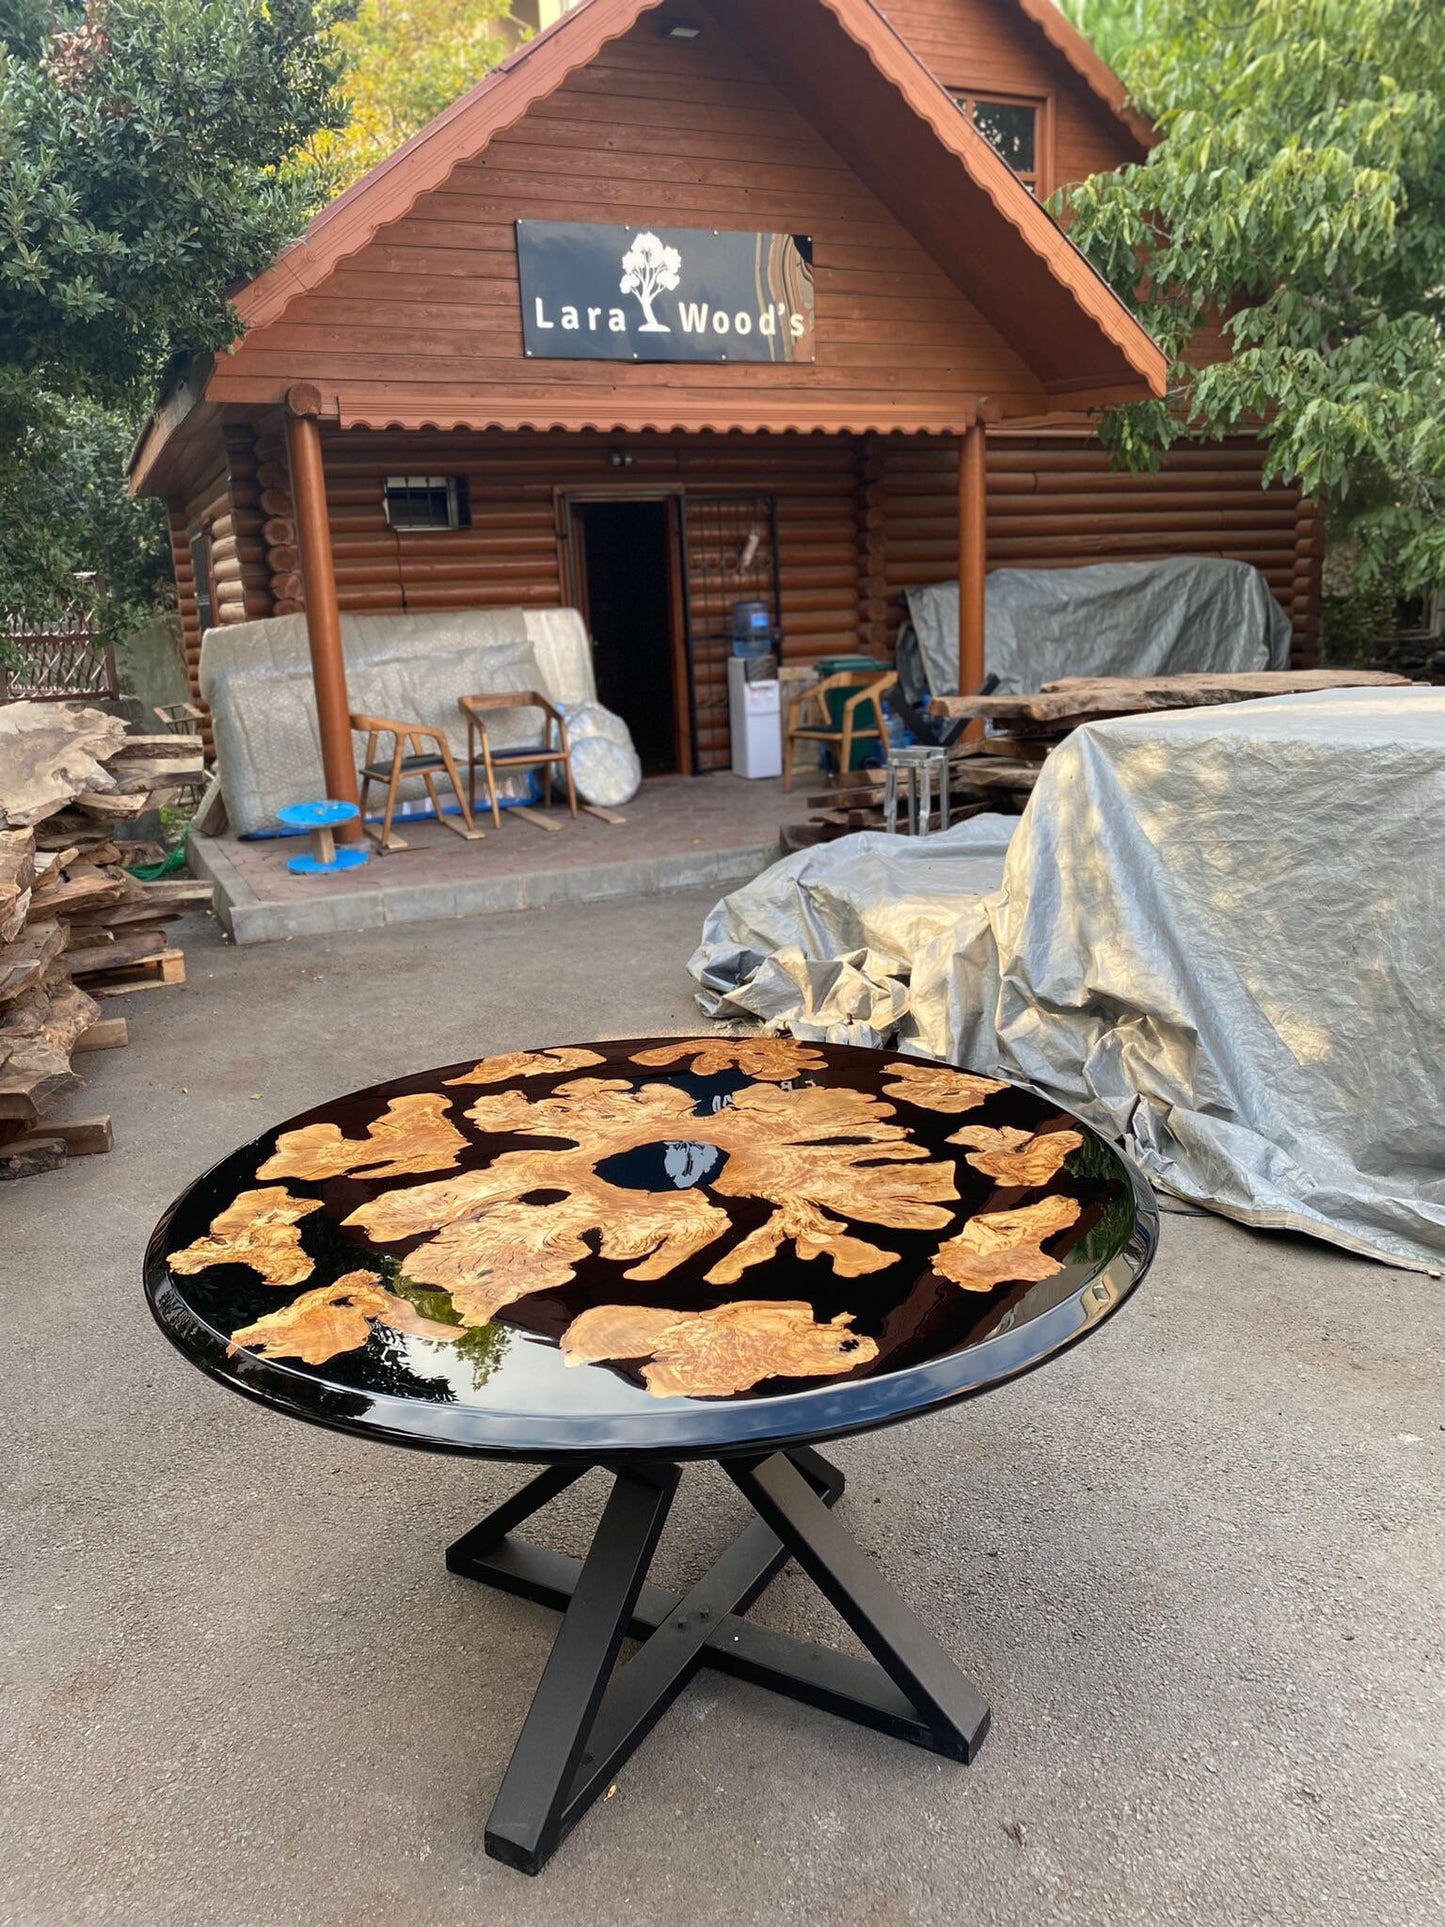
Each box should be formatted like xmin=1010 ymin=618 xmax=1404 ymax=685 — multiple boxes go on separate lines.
xmin=573 ymin=499 xmax=685 ymax=776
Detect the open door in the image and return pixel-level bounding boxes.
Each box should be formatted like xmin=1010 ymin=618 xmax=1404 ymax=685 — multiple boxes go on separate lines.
xmin=570 ymin=497 xmax=691 ymax=776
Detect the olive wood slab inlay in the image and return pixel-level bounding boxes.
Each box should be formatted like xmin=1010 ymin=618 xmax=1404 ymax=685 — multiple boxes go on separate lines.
xmin=152 ymin=1037 xmax=1140 ymax=1413
xmin=881 ymin=1062 xmax=1009 ymax=1115
xmin=562 ymin=1300 xmax=877 ymax=1399
xmin=170 ymin=1186 xmax=323 ymax=1286
xmin=631 ymin=1037 xmax=827 ymax=1082
xmin=949 ymin=1125 xmax=1084 ymax=1185
xmin=445 ymin=1047 xmax=607 ymax=1087
xmin=227 ymin=1270 xmax=460 ymax=1364
xmin=258 ymin=1092 xmax=466 ymax=1181
xmin=934 ymin=1196 xmax=1082 ymax=1292
xmin=348 ymin=1076 xmax=957 ymax=1317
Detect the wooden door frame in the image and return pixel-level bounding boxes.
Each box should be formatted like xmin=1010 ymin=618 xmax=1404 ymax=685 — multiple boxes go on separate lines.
xmin=558 ymin=486 xmax=694 ymax=777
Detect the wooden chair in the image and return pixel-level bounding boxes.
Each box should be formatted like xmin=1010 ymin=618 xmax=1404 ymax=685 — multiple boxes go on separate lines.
xmin=783 ymin=667 xmax=897 ymax=792
xmin=459 ymin=691 xmax=578 ymax=830
xmin=351 ymin=712 xmax=483 ymax=853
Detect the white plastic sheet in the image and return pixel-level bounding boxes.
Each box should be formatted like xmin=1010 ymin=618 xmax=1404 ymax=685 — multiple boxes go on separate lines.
xmin=692 ymin=690 xmax=1445 ymax=1272
xmin=199 ymin=607 xmax=642 ymax=833
xmin=907 ymin=557 xmax=1293 ymax=700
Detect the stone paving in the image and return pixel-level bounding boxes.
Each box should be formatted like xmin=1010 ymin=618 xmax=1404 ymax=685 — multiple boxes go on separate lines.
xmin=190 ymin=771 xmax=788 ymax=943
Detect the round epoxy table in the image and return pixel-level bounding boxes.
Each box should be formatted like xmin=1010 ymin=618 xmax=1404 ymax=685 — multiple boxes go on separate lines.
xmin=145 ymin=1035 xmax=1157 ymax=1874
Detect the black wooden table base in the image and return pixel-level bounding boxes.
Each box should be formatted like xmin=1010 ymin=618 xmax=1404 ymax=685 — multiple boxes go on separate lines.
xmin=447 ymin=1447 xmax=992 ymax=1875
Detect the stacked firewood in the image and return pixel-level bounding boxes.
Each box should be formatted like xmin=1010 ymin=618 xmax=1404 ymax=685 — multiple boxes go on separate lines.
xmin=0 ymin=702 xmax=213 ymax=1177
xmin=799 ymin=669 xmax=1415 ymax=841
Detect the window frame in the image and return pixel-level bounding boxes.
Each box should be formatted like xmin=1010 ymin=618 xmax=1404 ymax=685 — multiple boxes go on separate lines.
xmin=382 ymin=474 xmax=472 ymax=533
xmin=949 ymin=89 xmax=1054 ymax=200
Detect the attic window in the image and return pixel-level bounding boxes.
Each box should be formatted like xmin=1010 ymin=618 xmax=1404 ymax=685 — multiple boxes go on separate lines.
xmin=951 ymin=93 xmax=1046 ymax=196
xmin=383 ymin=475 xmax=470 ymax=532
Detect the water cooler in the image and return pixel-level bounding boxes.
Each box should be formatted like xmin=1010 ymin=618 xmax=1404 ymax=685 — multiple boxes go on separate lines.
xmin=727 ymin=600 xmax=783 ymax=780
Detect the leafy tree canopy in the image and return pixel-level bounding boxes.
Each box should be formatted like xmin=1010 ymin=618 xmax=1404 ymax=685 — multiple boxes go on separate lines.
xmin=1062 ymin=0 xmax=1445 ymax=597
xmin=308 ymin=0 xmax=518 ymax=194
xmin=1057 ymin=0 xmax=1149 ymax=74
xmin=0 ymin=0 xmax=353 ymax=398
xmin=0 ymin=0 xmax=354 ymax=634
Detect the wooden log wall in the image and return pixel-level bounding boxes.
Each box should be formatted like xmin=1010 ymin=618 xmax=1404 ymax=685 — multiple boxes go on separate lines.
xmin=184 ymin=422 xmax=1322 ymax=766
xmin=305 ymin=428 xmax=864 ymax=771
xmin=215 ymin=425 xmax=273 ymax=628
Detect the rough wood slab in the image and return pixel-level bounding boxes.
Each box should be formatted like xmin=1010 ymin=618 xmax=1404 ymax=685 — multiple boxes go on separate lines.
xmin=582 ymin=804 xmax=626 ymax=825
xmin=932 ymin=669 xmax=1414 ymax=724
xmin=67 ymin=927 xmax=169 ymax=973
xmin=0 ymin=920 xmax=67 ymax=1005
xmin=0 ymin=1113 xmax=112 ymax=1157
xmin=0 ymin=981 xmax=99 ymax=1121
xmin=0 ymin=703 xmax=128 ymax=830
xmin=110 ymin=733 xmax=204 ymax=759
xmin=0 ymin=1134 xmax=67 ymax=1178
xmin=0 ymin=829 xmax=37 ymax=939
xmin=72 ymin=789 xmax=153 ymax=821
xmin=948 ymin=759 xmax=1043 ymax=790
xmin=24 ymin=867 xmax=131 ymax=921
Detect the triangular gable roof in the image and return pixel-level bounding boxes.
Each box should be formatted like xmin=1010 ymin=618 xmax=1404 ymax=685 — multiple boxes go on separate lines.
xmin=227 ymin=0 xmax=1162 ymax=399
xmin=132 ymin=0 xmax=1164 ymax=490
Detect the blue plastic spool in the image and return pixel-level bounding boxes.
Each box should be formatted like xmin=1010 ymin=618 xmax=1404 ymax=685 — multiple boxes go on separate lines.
xmin=277 ymin=801 xmax=369 ymax=877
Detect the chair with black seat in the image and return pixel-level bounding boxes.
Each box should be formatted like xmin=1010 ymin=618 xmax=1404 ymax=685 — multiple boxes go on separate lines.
xmin=459 ymin=690 xmax=578 ymax=830
xmin=352 ymin=712 xmax=483 ymax=853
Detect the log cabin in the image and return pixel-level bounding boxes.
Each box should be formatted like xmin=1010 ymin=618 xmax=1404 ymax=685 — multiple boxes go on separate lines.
xmin=130 ymin=0 xmax=1318 ymax=802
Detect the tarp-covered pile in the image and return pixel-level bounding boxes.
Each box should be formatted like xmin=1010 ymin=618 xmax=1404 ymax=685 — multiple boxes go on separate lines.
xmin=692 ymin=688 xmax=1445 ymax=1272
xmin=906 ymin=556 xmax=1292 ymax=700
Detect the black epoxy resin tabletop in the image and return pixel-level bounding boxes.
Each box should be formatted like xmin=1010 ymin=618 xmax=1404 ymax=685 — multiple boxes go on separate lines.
xmin=146 ymin=1035 xmax=1155 ymax=1458
xmin=145 ymin=1036 xmax=1157 ymax=1874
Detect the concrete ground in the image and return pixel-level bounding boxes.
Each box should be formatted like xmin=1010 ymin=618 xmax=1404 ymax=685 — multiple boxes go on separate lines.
xmin=3 ymin=890 xmax=1442 ymax=1927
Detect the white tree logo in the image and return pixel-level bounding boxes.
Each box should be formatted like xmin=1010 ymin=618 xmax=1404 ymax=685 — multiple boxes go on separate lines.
xmin=620 ymin=231 xmax=681 ymax=333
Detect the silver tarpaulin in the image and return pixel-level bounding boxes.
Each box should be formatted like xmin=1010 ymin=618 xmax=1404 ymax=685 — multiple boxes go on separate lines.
xmin=691 ymin=689 xmax=1445 ymax=1272
xmin=906 ymin=557 xmax=1293 ymax=700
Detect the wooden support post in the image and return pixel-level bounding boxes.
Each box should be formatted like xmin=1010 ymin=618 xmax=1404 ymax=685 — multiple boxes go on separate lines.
xmin=285 ymin=388 xmax=361 ymax=841
xmin=958 ymin=422 xmax=988 ymax=714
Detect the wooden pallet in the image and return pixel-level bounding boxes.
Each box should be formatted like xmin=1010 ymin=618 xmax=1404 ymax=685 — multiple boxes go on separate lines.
xmin=87 ymin=948 xmax=187 ymax=996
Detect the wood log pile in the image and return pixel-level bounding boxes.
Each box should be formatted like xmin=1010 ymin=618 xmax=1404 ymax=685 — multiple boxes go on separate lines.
xmin=798 ymin=669 xmax=1415 ymax=841
xmin=0 ymin=702 xmax=213 ymax=1178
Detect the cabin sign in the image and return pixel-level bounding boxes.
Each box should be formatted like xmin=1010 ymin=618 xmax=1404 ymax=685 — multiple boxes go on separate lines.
xmin=517 ymin=221 xmax=815 ymax=363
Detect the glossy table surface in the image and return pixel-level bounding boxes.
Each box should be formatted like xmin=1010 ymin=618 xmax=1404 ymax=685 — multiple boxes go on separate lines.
xmin=145 ymin=1036 xmax=1157 ymax=1460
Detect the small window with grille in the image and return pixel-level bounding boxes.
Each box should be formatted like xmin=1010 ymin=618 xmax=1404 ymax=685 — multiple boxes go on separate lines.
xmin=950 ymin=92 xmax=1046 ymax=196
xmin=383 ymin=475 xmax=471 ymax=531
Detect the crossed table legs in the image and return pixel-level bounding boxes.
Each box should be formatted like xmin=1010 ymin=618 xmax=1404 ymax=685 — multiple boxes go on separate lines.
xmin=446 ymin=1447 xmax=992 ymax=1875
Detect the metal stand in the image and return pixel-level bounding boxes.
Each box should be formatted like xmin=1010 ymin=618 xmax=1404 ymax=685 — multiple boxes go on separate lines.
xmin=883 ymin=745 xmax=952 ymax=836
xmin=447 ymin=1448 xmax=991 ymax=1875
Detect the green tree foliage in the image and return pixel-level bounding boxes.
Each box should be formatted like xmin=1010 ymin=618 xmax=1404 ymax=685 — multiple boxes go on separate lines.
xmin=0 ymin=389 xmax=169 ymax=644
xmin=308 ymin=0 xmax=519 ymax=194
xmin=1062 ymin=0 xmax=1445 ymax=598
xmin=0 ymin=0 xmax=353 ymax=635
xmin=1057 ymin=0 xmax=1151 ymax=72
